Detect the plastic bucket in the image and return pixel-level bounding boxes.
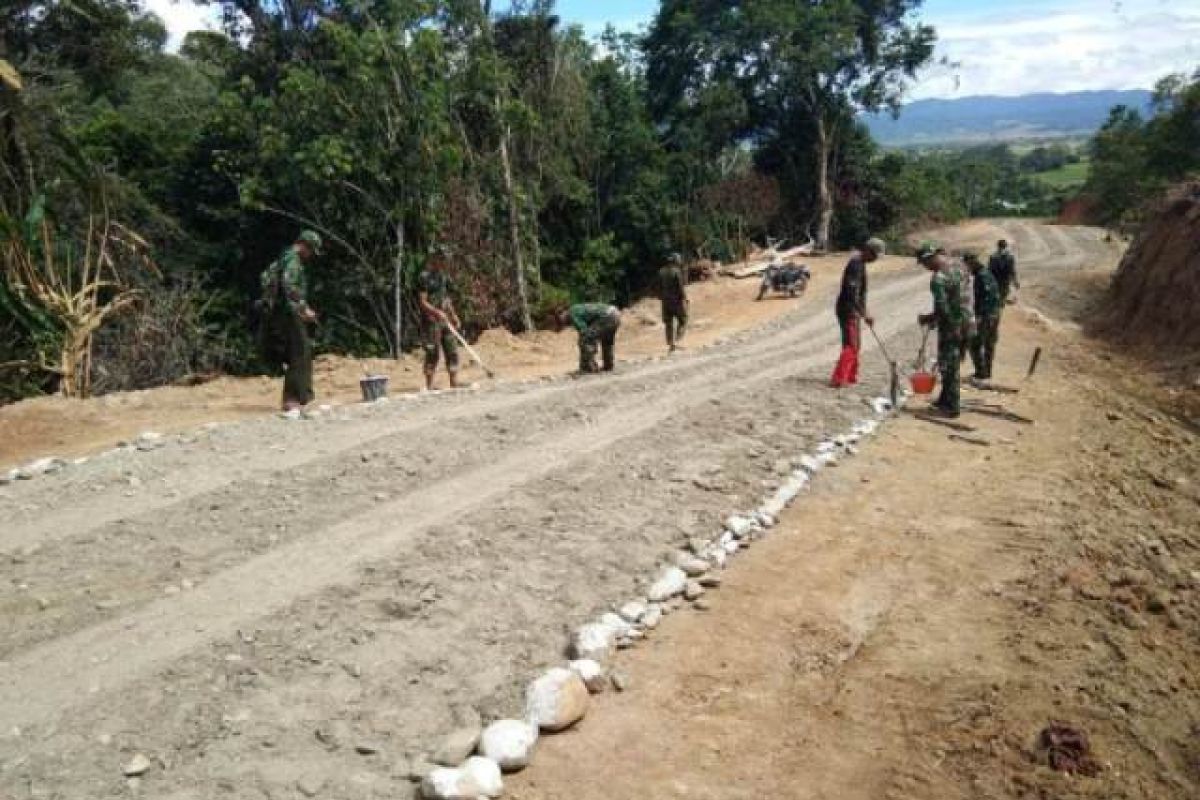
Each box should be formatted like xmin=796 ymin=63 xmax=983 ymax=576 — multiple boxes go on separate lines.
xmin=909 ymin=371 xmax=937 ymax=395
xmin=359 ymin=375 xmax=389 ymax=402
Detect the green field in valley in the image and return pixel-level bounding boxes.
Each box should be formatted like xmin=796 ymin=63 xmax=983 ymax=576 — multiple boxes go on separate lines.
xmin=1033 ymin=159 xmax=1090 ymax=189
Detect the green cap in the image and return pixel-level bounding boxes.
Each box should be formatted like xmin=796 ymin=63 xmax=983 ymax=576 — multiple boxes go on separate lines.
xmin=864 ymin=237 xmax=886 ymax=257
xmin=915 ymin=241 xmax=941 ymax=263
xmin=298 ymin=230 xmax=323 ymax=255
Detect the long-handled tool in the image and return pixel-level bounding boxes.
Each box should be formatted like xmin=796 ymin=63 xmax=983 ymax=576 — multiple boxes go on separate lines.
xmin=445 ymin=321 xmax=496 ymax=379
xmin=863 ymin=319 xmax=900 ymax=409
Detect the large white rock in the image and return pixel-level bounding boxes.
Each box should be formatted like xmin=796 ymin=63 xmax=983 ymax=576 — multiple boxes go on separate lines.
xmin=460 ymin=756 xmax=504 ymax=797
xmin=598 ymin=612 xmax=633 ymax=639
xmin=569 ymin=659 xmax=607 ymax=693
xmin=798 ymin=455 xmax=822 ymax=473
xmin=640 ymin=605 xmax=663 ymax=629
xmin=420 ymin=767 xmax=471 ymax=799
xmin=618 ymin=600 xmax=648 ymax=624
xmin=525 ymin=668 xmax=590 ymax=732
xmin=17 ymin=457 xmax=65 ymax=479
xmin=570 ymin=623 xmax=616 ymax=662
xmin=725 ymin=515 xmax=758 ymax=538
xmin=646 ymin=566 xmax=688 ymax=603
xmin=816 ymin=440 xmax=837 ymax=453
xmin=674 ymin=552 xmax=711 ymax=577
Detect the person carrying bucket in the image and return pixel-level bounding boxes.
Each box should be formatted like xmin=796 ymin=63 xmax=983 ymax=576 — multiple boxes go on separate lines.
xmin=916 ymin=242 xmax=970 ymax=418
xmin=829 ymin=237 xmax=887 ymax=388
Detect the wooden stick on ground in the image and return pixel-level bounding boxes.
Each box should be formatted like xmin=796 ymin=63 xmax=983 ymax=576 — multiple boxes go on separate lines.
xmin=949 ymin=433 xmax=992 ymax=447
xmin=912 ymin=412 xmax=979 ymax=433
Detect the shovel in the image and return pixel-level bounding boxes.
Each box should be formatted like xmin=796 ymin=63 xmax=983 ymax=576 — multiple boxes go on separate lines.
xmin=445 ymin=321 xmax=496 ymax=379
xmin=863 ymin=319 xmax=900 ymax=409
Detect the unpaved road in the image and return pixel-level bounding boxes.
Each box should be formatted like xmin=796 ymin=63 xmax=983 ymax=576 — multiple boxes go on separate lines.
xmin=0 ymin=223 xmax=1119 ymax=799
xmin=510 ymin=230 xmax=1200 ymax=800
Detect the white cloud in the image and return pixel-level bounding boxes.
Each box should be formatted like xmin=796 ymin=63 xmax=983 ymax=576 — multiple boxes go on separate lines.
xmin=143 ymin=0 xmax=219 ymax=48
xmin=911 ymin=1 xmax=1200 ymax=99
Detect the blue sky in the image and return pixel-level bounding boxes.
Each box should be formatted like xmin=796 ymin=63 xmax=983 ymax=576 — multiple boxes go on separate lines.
xmin=552 ymin=0 xmax=1199 ymax=99
xmin=151 ymin=0 xmax=1200 ymax=100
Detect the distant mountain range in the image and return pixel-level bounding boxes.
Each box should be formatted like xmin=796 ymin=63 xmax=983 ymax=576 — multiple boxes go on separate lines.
xmin=862 ymin=90 xmax=1154 ymax=146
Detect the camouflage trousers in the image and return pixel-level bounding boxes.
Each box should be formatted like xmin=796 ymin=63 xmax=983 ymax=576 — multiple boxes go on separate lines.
xmin=936 ymin=334 xmax=962 ymax=413
xmin=422 ymin=319 xmax=459 ymax=374
xmin=662 ymin=301 xmax=688 ymax=347
xmin=580 ymin=312 xmax=621 ymax=372
xmin=262 ymin=306 xmax=314 ymax=407
xmin=969 ymin=314 xmax=999 ymax=379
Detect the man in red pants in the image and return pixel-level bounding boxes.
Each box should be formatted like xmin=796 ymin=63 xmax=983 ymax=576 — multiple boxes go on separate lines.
xmin=830 ymin=237 xmax=886 ymax=388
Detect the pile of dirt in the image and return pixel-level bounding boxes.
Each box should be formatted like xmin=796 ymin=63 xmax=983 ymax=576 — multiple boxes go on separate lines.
xmin=1101 ymin=183 xmax=1200 ymax=351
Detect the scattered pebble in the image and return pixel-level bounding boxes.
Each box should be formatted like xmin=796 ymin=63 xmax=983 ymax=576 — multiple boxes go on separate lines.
xmin=122 ymin=753 xmax=151 ymax=777
xmin=610 ymin=671 xmax=630 ymax=692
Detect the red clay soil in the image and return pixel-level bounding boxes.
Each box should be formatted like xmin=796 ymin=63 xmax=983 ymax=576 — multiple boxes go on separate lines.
xmin=1100 ymin=182 xmax=1200 ymax=351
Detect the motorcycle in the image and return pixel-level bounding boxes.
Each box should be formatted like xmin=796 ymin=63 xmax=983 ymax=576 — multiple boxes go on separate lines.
xmin=756 ymin=262 xmax=811 ymax=301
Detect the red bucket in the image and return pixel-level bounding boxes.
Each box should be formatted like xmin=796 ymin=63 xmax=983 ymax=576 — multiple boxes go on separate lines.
xmin=909 ymin=371 xmax=937 ymax=394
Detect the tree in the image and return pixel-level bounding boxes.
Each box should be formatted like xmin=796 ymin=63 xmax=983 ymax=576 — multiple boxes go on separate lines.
xmin=645 ymin=0 xmax=935 ymax=250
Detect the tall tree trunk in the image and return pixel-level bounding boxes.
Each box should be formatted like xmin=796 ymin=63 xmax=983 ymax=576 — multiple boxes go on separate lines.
xmin=499 ymin=124 xmax=533 ymax=332
xmin=393 ymin=218 xmax=404 ymax=359
xmin=814 ymin=114 xmax=834 ymax=252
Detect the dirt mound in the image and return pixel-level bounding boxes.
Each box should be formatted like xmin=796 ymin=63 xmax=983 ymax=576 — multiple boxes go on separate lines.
xmin=1101 ymin=183 xmax=1200 ymax=350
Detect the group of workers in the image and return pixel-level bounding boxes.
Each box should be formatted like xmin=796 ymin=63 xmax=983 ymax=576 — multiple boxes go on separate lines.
xmin=834 ymin=237 xmax=1018 ymax=417
xmin=259 ymin=229 xmax=1017 ymax=415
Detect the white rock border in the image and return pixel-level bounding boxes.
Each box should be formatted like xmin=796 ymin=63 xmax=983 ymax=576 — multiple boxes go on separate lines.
xmin=414 ymin=387 xmax=909 ymax=798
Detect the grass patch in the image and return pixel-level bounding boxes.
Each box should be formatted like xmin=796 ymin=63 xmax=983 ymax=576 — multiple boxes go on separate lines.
xmin=1034 ymin=159 xmax=1090 ymax=189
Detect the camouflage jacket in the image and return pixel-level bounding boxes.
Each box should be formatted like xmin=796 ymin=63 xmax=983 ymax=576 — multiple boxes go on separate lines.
xmin=930 ymin=264 xmax=970 ymax=340
xmin=658 ymin=265 xmax=687 ymax=306
xmin=972 ymin=266 xmax=1002 ymax=318
xmin=569 ymin=303 xmax=618 ymax=332
xmin=261 ymin=246 xmax=309 ymax=317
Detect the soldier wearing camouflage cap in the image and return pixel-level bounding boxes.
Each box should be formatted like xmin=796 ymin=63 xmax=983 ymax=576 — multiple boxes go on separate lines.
xmin=965 ymin=251 xmax=1001 ymax=381
xmin=417 ymin=244 xmax=461 ymax=391
xmin=916 ymin=241 xmax=970 ymax=417
xmin=260 ymin=229 xmax=322 ymax=411
xmin=659 ymin=253 xmax=689 ymax=353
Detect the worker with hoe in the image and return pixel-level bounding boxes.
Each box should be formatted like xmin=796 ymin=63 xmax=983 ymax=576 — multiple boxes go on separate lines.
xmin=989 ymin=239 xmax=1019 ymax=304
xmin=417 ymin=244 xmax=462 ymax=391
xmin=260 ymin=229 xmax=323 ymax=412
xmin=916 ymin=242 xmax=970 ymax=417
xmin=829 ymin=237 xmax=887 ymax=388
xmin=659 ymin=252 xmax=689 ymax=353
xmin=557 ymin=302 xmax=622 ymax=373
xmin=965 ymin=251 xmax=1002 ymax=381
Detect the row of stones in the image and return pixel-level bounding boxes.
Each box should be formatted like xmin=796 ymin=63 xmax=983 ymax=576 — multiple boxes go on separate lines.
xmin=415 ymin=391 xmax=906 ymax=799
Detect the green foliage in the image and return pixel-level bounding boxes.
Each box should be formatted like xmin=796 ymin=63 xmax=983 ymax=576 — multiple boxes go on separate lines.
xmin=1083 ymin=70 xmax=1200 ymax=226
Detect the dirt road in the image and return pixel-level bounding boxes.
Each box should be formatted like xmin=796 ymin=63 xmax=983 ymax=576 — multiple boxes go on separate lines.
xmin=0 ymin=223 xmax=1126 ymax=799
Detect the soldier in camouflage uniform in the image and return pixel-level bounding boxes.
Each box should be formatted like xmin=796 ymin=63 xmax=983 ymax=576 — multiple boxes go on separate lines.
xmin=260 ymin=230 xmax=322 ymax=411
xmin=659 ymin=253 xmax=689 ymax=352
xmin=988 ymin=239 xmax=1019 ymax=304
xmin=916 ymin=242 xmax=969 ymax=417
xmin=965 ymin=252 xmax=1002 ymax=380
xmin=417 ymin=246 xmax=461 ymax=390
xmin=559 ymin=303 xmax=621 ymax=373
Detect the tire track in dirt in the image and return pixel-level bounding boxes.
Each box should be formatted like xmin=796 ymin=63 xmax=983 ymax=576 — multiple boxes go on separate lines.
xmin=0 ymin=272 xmax=930 ymax=736
xmin=0 ymin=273 xmax=927 ymax=660
xmin=0 ymin=270 xmax=913 ymax=557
